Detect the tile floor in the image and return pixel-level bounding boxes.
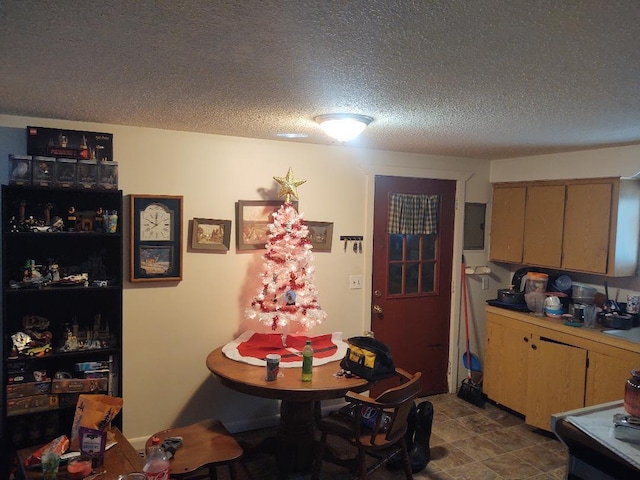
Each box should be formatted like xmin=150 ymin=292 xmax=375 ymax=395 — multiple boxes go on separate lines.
xmin=227 ymin=393 xmax=569 ymax=480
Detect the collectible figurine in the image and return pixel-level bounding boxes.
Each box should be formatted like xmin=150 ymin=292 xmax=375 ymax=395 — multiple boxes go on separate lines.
xmin=66 ymin=206 xmax=77 ymax=231
xmin=94 ymin=207 xmax=104 ymax=232
xmin=43 ymin=202 xmax=53 ymax=225
xmin=18 ymin=200 xmax=26 ymax=222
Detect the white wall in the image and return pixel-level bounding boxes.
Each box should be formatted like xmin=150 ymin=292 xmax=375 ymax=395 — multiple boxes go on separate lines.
xmin=0 ymin=114 xmax=492 ymax=446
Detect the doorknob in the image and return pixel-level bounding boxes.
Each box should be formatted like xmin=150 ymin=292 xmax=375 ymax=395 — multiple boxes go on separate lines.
xmin=374 ymin=290 xmax=382 ymax=298
xmin=372 ymin=305 xmax=383 ymax=314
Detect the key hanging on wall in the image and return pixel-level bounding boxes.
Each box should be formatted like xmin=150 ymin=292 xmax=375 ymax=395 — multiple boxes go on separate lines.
xmin=340 ymin=236 xmax=364 ymax=253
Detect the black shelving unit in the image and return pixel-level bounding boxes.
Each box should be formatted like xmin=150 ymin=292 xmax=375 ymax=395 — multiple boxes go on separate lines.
xmin=0 ymin=185 xmax=123 ymax=471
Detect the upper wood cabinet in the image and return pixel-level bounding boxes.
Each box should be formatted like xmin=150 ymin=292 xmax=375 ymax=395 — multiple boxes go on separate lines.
xmin=488 ymin=185 xmax=526 ymax=264
xmin=523 ymin=184 xmax=565 ymax=268
xmin=489 ymin=178 xmax=640 ymax=276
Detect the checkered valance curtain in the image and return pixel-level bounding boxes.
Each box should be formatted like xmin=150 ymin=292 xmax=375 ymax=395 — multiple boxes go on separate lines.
xmin=387 ymin=193 xmax=440 ymax=234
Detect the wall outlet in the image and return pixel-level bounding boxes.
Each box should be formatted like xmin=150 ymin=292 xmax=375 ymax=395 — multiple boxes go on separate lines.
xmin=349 ymin=275 xmax=363 ymax=290
xmin=481 ymin=276 xmax=489 ymax=290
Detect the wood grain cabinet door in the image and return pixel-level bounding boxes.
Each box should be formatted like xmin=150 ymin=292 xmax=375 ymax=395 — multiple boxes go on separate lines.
xmin=484 ymin=314 xmax=530 ymax=414
xmin=562 ymin=182 xmax=612 ymax=274
xmin=523 ymin=185 xmax=565 ymax=268
xmin=586 ymin=349 xmax=638 ymax=406
xmin=525 ymin=336 xmax=587 ymax=431
xmin=489 ymin=186 xmax=526 ymax=263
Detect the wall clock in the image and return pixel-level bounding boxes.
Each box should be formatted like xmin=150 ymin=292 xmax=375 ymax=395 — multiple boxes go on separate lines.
xmin=130 ymin=194 xmax=183 ymax=282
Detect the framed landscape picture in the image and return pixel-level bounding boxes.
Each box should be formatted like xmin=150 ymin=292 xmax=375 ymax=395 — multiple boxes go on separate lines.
xmin=191 ymin=218 xmax=232 ymax=251
xmin=306 ymin=221 xmax=334 ymax=252
xmin=236 ymin=200 xmax=297 ymax=250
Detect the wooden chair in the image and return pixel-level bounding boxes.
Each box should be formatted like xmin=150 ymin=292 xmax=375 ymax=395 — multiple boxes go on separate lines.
xmin=311 ymin=368 xmax=422 ymax=480
xmin=145 ymin=418 xmax=243 ymax=479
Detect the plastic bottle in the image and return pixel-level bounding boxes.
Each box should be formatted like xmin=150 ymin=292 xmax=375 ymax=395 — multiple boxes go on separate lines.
xmin=143 ymin=437 xmax=170 ymax=480
xmin=301 ymin=340 xmax=313 ymax=382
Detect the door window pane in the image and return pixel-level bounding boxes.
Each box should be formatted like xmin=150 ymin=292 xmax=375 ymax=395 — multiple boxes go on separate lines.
xmin=422 ymin=262 xmax=436 ymax=293
xmin=388 ymin=263 xmax=403 ymax=295
xmin=405 ymin=263 xmax=419 ymax=293
xmin=406 ymin=235 xmax=420 ymax=260
xmin=389 ymin=234 xmax=404 ymax=261
xmin=423 ymin=234 xmax=437 ymax=260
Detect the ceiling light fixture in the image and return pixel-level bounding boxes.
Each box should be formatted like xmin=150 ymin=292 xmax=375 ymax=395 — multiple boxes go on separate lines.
xmin=314 ymin=113 xmax=373 ymax=142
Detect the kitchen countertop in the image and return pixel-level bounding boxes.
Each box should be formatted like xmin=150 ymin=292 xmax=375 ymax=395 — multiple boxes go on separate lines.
xmin=486 ymin=305 xmax=640 ymax=354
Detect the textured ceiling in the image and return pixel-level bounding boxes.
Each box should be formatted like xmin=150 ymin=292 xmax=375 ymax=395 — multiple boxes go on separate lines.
xmin=1 ymin=1 xmax=639 ymax=160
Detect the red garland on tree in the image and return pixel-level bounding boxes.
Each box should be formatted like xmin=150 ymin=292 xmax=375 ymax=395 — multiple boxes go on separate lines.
xmin=245 ymin=168 xmax=327 ymax=332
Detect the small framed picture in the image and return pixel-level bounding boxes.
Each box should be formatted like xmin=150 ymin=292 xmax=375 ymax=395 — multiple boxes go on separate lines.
xmin=305 ymin=221 xmax=334 ymax=252
xmin=236 ymin=200 xmax=297 ymax=250
xmin=191 ymin=218 xmax=232 ymax=251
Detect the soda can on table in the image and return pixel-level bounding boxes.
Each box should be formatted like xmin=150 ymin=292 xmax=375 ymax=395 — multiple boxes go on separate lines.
xmin=265 ymin=354 xmax=281 ymax=381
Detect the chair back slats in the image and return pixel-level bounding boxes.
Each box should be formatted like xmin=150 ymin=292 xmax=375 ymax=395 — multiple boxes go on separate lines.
xmin=312 ymin=368 xmax=423 ymax=480
xmin=377 ymin=370 xmax=422 ymax=442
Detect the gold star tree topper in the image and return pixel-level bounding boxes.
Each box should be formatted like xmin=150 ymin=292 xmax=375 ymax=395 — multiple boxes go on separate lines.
xmin=274 ymin=167 xmax=306 ymax=203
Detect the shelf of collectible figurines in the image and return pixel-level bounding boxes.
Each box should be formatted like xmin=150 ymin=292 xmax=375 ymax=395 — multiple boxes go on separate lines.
xmin=1 ymin=184 xmax=123 ymax=451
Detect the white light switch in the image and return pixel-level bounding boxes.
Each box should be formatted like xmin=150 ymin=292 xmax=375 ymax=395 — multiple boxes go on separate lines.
xmin=481 ymin=276 xmax=489 ymax=290
xmin=349 ymin=275 xmax=363 ymax=290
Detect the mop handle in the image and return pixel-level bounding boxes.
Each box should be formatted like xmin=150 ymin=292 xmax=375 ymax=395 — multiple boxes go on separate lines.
xmin=462 ymin=257 xmax=472 ymax=378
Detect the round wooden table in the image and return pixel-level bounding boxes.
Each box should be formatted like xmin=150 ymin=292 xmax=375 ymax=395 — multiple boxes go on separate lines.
xmin=206 ymin=346 xmax=369 ymax=477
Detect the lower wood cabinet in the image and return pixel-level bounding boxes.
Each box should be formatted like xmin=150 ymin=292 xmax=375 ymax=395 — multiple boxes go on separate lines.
xmin=484 ymin=307 xmax=640 ymax=431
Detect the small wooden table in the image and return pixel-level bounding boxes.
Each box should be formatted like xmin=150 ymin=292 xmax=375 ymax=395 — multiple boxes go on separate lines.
xmin=16 ymin=427 xmax=144 ymax=480
xmin=206 ymin=346 xmax=369 ymax=478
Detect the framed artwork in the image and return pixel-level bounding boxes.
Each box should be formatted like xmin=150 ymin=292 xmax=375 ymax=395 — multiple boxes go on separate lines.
xmin=191 ymin=218 xmax=232 ymax=251
xmin=236 ymin=200 xmax=297 ymax=250
xmin=130 ymin=194 xmax=183 ymax=282
xmin=306 ymin=221 xmax=334 ymax=252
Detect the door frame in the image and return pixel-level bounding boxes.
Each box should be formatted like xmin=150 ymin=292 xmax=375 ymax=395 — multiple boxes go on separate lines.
xmin=360 ymin=164 xmax=472 ymax=393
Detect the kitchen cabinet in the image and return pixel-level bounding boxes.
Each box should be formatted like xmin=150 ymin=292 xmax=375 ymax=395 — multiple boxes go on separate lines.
xmin=0 ymin=185 xmax=123 ymax=459
xmin=489 ymin=177 xmax=640 ymax=276
xmin=525 ymin=335 xmax=586 ymax=430
xmin=522 ymin=184 xmax=565 ymax=268
xmin=484 ymin=306 xmax=640 ymax=431
xmin=585 ymin=347 xmax=638 ymax=405
xmin=483 ymin=316 xmax=530 ymax=414
xmin=488 ymin=185 xmax=526 ymax=264
xmin=484 ymin=311 xmax=587 ymax=430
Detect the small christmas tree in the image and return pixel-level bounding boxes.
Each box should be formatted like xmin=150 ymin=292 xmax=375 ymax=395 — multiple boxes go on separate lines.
xmin=245 ymin=168 xmax=327 ymax=332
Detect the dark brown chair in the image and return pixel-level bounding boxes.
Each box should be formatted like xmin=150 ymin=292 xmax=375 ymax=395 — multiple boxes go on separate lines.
xmin=146 ymin=418 xmax=243 ymax=479
xmin=311 ymin=368 xmax=422 ymax=480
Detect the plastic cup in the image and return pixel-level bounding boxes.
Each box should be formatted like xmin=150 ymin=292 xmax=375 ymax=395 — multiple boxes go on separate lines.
xmin=534 ymin=295 xmax=545 ymax=317
xmin=584 ymin=305 xmax=598 ymax=328
xmin=41 ymin=452 xmax=60 ymax=480
xmin=265 ymin=354 xmax=281 ymax=381
xmin=68 ymin=455 xmax=93 ymax=479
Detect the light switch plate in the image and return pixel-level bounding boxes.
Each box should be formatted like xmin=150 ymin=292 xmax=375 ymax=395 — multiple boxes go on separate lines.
xmin=349 ymin=275 xmax=363 ymax=289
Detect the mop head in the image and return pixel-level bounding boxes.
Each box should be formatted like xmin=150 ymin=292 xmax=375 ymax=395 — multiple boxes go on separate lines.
xmin=457 ymin=378 xmax=485 ymax=408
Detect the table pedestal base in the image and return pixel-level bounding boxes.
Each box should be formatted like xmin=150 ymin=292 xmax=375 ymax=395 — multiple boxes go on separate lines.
xmin=276 ymin=400 xmax=316 ymax=478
